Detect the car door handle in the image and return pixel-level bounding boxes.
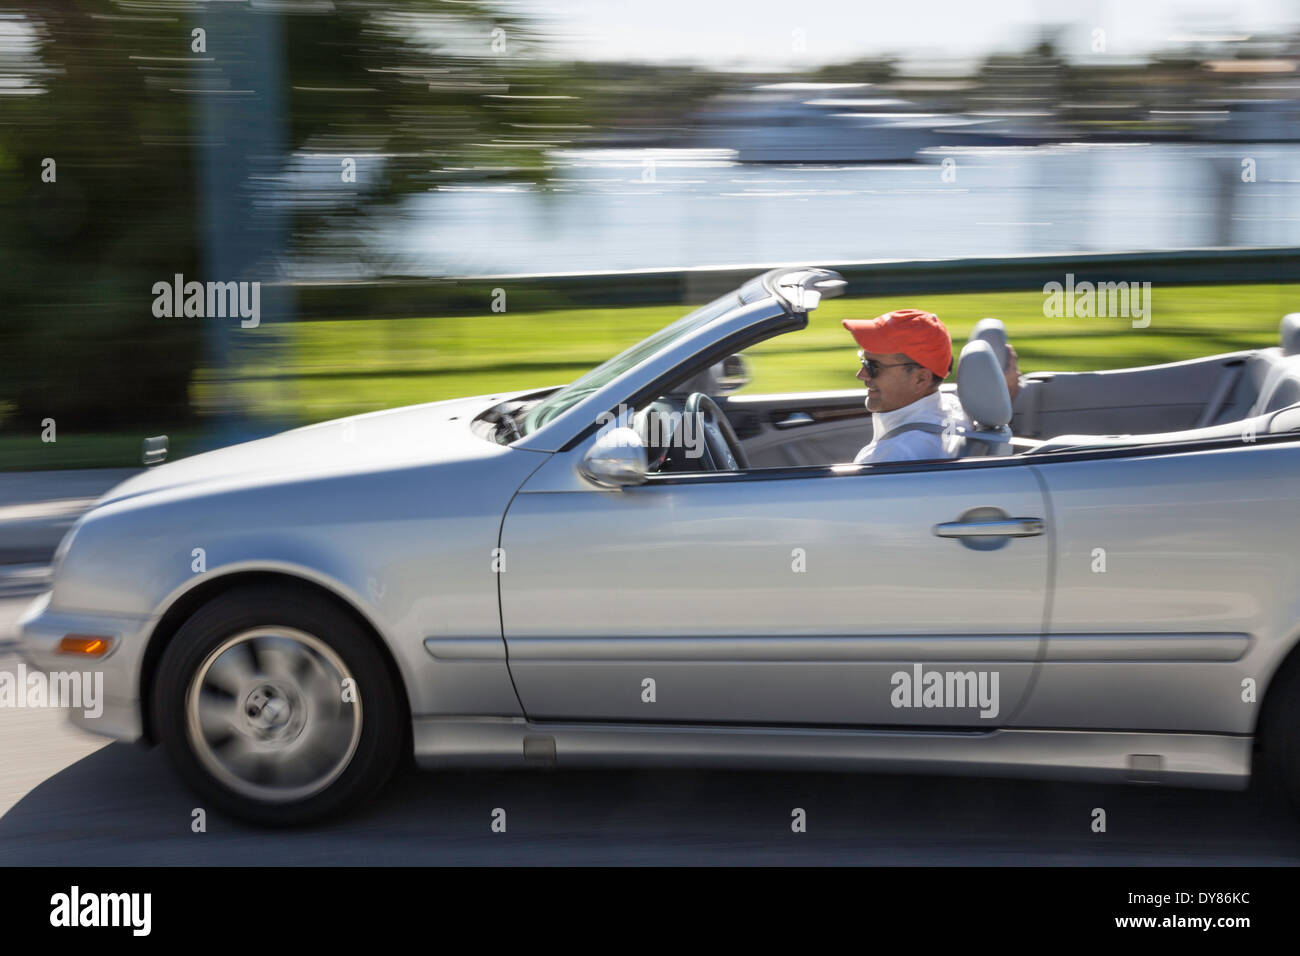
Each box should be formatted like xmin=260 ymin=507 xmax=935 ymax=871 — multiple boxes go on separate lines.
xmin=933 ymin=518 xmax=1045 ymax=538
xmin=773 ymin=411 xmax=814 ymax=428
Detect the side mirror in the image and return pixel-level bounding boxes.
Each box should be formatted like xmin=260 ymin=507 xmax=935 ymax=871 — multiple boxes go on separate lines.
xmin=579 ymin=427 xmax=648 ymax=488
xmin=142 ymin=435 xmax=169 ymax=466
xmin=712 ymin=353 xmax=750 ymax=393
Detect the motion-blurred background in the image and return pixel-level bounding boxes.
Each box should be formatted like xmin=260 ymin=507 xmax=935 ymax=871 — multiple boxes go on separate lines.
xmin=3 ymin=0 xmax=1300 ymax=471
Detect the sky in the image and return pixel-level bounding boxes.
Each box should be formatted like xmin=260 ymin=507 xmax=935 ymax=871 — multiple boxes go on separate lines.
xmin=524 ymin=0 xmax=1300 ymax=69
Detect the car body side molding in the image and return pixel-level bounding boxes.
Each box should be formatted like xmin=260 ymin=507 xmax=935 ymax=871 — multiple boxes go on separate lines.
xmin=411 ymin=717 xmax=1250 ymax=790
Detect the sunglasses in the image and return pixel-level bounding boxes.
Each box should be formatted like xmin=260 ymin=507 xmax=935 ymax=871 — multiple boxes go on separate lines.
xmin=857 ymin=350 xmax=919 ymax=378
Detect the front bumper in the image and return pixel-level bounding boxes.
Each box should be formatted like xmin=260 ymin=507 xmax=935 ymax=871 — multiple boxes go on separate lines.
xmin=16 ymin=591 xmax=150 ymax=742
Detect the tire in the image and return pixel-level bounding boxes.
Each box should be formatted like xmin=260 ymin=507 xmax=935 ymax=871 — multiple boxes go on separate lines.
xmin=152 ymin=584 xmax=404 ymax=826
xmin=1256 ymin=654 xmax=1300 ymax=817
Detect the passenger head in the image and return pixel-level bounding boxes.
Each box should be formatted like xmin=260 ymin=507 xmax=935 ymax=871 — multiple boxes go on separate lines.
xmin=1003 ymin=343 xmax=1021 ymax=401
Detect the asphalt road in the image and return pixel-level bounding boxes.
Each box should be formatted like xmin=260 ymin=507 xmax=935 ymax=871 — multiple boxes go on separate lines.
xmin=0 ymin=469 xmax=137 ymax=564
xmin=3 ymin=593 xmax=1300 ymax=865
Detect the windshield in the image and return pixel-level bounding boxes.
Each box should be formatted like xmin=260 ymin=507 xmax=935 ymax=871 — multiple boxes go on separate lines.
xmin=519 ymin=292 xmax=740 ymax=436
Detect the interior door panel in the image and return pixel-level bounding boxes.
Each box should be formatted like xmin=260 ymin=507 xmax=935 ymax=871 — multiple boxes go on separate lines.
xmin=722 ymin=389 xmax=873 ymax=467
xmin=1011 ymin=353 xmax=1253 ymax=438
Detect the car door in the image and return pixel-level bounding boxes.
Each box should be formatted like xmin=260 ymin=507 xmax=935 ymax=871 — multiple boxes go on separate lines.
xmin=1015 ymin=439 xmax=1300 ymax=735
xmin=498 ymin=452 xmax=1051 ymax=728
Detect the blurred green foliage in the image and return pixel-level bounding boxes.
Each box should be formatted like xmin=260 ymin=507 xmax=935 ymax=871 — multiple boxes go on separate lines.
xmin=0 ymin=0 xmax=574 ymax=439
xmin=0 ymin=2 xmax=201 ymax=434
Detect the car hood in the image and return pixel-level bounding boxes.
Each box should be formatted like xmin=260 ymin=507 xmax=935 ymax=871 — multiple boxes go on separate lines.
xmin=99 ymin=393 xmax=521 ymax=508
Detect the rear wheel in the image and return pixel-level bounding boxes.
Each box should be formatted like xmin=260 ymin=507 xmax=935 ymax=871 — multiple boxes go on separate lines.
xmin=1256 ymin=654 xmax=1300 ymax=816
xmin=153 ymin=585 xmax=404 ymax=826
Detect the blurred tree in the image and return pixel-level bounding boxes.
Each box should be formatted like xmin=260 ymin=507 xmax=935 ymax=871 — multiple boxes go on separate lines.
xmin=0 ymin=1 xmax=202 ymax=434
xmin=0 ymin=0 xmax=573 ymax=436
xmin=810 ymin=56 xmax=899 ymax=85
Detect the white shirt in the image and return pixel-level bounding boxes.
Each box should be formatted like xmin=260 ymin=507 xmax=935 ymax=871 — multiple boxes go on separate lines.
xmin=853 ymin=390 xmax=967 ymax=464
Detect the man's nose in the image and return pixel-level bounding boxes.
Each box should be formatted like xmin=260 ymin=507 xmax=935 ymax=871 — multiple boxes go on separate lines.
xmin=857 ymin=365 xmax=869 ymax=383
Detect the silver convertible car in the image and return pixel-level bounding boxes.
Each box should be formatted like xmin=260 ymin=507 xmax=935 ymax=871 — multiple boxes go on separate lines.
xmin=19 ymin=267 xmax=1300 ymax=825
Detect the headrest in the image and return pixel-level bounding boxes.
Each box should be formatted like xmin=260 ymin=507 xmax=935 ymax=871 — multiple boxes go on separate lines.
xmin=1281 ymin=314 xmax=1300 ymax=356
xmin=969 ymin=317 xmax=1009 ymax=370
xmin=957 ymin=339 xmax=1013 ymax=428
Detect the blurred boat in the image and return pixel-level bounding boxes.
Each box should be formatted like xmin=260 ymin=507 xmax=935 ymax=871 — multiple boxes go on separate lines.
xmin=699 ymin=83 xmax=937 ymax=162
xmin=697 ymin=82 xmax=1048 ymax=162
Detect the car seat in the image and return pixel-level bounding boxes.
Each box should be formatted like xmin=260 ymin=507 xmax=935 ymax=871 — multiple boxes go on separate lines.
xmin=955 ymin=340 xmax=1014 ymax=456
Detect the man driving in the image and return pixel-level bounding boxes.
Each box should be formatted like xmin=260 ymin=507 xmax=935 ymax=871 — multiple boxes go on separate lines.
xmin=843 ymin=308 xmax=965 ymax=464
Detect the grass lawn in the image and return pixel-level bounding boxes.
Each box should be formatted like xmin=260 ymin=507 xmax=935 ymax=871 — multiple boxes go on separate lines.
xmin=0 ymin=431 xmax=205 ymax=473
xmin=234 ymin=281 xmax=1300 ymax=420
xmin=5 ymin=281 xmax=1297 ymax=470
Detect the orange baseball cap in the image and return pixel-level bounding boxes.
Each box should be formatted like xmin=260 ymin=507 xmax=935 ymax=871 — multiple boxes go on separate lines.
xmin=842 ymin=309 xmax=952 ymax=379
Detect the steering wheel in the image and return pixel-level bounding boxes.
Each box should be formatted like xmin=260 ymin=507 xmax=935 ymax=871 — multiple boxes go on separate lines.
xmin=684 ymin=392 xmax=751 ymax=471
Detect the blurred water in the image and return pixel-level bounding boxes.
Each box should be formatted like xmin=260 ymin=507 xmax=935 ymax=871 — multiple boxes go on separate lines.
xmin=374 ymin=143 xmax=1300 ymax=276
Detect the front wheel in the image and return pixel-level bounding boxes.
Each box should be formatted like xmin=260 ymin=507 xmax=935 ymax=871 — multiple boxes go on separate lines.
xmin=152 ymin=585 xmax=404 ymax=826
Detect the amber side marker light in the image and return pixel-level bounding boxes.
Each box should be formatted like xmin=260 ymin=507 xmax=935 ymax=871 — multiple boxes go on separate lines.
xmin=57 ymin=635 xmax=112 ymax=657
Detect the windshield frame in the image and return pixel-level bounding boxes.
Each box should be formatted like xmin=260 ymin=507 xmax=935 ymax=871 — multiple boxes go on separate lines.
xmin=510 ymin=294 xmax=794 ymax=454
xmin=507 ymin=267 xmax=843 ymax=453
xmin=519 ymin=292 xmax=742 ymax=437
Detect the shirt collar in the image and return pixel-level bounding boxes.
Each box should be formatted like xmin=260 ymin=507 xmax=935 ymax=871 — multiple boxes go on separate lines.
xmin=871 ymin=390 xmax=947 ymax=435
